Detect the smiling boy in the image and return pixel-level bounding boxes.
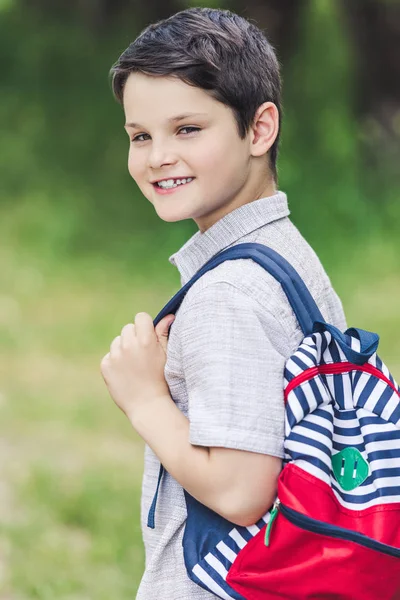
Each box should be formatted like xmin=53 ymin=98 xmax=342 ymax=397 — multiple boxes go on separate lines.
xmin=101 ymin=7 xmax=347 ymax=599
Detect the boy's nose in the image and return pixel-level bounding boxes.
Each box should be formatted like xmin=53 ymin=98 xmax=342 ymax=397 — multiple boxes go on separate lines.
xmin=147 ymin=143 xmax=178 ymax=170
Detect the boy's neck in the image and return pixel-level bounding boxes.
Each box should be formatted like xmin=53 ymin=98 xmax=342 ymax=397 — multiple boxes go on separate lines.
xmin=197 ymin=180 xmax=277 ymax=234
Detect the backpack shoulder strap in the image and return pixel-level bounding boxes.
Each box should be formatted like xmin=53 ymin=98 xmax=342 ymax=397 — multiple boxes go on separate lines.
xmin=153 ymin=242 xmax=324 ymax=336
xmin=147 ymin=242 xmax=324 ymax=528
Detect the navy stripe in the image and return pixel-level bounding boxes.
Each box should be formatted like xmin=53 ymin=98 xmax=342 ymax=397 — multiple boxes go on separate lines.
xmin=328 ymin=341 xmax=341 ymax=363
xmin=359 ymin=415 xmax=386 ymax=426
xmin=389 ymin=403 xmax=400 ymax=425
xmin=297 ymin=346 xmax=317 ymax=364
xmin=368 ymin=448 xmax=400 ymax=461
xmin=299 ymin=420 xmax=332 ymax=438
xmin=235 ymin=526 xmax=253 ymax=543
xmin=332 ymin=483 xmax=400 ymax=504
xmin=293 ymin=386 xmax=312 ymax=416
xmin=287 ymin=452 xmax=331 ymax=475
xmin=214 ymin=546 xmax=235 ymax=571
xmin=319 ymin=333 xmax=329 ymax=363
xmin=222 ymin=534 xmax=242 ymax=556
xmin=334 ymin=409 xmax=357 ymax=420
xmin=364 ymin=430 xmax=400 ymax=443
xmin=333 ymin=440 xmax=365 ymax=452
xmin=362 ymin=467 xmax=400 ymax=487
xmin=356 ymin=376 xmax=381 ymax=409
xmin=352 ymin=369 xmax=363 ymax=389
xmin=313 ymin=406 xmax=334 ymax=422
xmin=256 ymin=516 xmax=268 ymax=529
xmin=286 ymin=402 xmax=297 ymax=429
xmin=284 ymin=367 xmax=295 ymax=383
xmin=290 ymin=354 xmax=312 ymax=372
xmin=196 ymin=558 xmax=244 ymax=600
xmin=333 ymin=373 xmax=345 ymax=410
xmin=289 ymin=433 xmax=331 ymax=456
xmin=308 ymin=378 xmax=327 ymax=408
xmin=374 ymin=385 xmax=396 ymax=416
xmin=370 ymin=467 xmax=400 ymax=479
xmin=334 ymin=425 xmax=362 ymax=436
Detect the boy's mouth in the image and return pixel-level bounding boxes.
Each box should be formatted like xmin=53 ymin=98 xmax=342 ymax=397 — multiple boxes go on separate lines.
xmin=153 ymin=177 xmax=195 ymax=194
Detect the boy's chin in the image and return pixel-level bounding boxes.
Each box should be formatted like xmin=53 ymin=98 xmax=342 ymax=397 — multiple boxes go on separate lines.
xmin=153 ymin=206 xmax=192 ymax=223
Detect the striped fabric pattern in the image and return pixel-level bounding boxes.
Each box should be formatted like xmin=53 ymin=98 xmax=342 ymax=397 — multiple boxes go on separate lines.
xmin=284 ymin=330 xmax=400 ymax=510
xmin=188 ymin=511 xmax=272 ymax=599
xmin=190 ymin=327 xmax=400 ymax=597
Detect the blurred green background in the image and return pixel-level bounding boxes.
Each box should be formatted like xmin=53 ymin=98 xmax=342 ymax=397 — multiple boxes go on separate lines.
xmin=0 ymin=0 xmax=399 ymax=597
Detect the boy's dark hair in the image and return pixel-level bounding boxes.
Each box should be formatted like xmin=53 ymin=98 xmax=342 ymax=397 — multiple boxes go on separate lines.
xmin=110 ymin=7 xmax=282 ymax=182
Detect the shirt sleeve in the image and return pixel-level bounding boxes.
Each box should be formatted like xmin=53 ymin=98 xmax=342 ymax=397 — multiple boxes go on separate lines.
xmin=179 ymin=281 xmax=288 ymax=458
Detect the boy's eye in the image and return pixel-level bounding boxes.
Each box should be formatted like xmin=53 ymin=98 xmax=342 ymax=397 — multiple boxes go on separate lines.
xmin=131 ymin=126 xmax=200 ymax=143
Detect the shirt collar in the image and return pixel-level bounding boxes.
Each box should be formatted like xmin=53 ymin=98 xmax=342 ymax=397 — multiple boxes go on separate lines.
xmin=168 ymin=190 xmax=289 ymax=283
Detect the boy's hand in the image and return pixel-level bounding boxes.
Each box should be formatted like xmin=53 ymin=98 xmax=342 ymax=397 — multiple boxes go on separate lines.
xmin=100 ymin=312 xmax=175 ymax=421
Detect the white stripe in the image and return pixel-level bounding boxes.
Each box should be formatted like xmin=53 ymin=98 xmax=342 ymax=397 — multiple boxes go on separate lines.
xmin=360 ymin=422 xmax=397 ymax=435
xmin=216 ymin=541 xmax=237 ymax=564
xmin=381 ymin=391 xmax=400 ymax=421
xmin=362 ymin=379 xmax=389 ymax=412
xmin=350 ymin=336 xmax=361 ymax=353
xmin=313 ymin=376 xmax=333 ymax=406
xmin=285 ymin=439 xmax=332 ymax=469
xmin=300 ymin=381 xmax=320 ymax=414
xmin=192 ymin=564 xmax=234 ymax=600
xmin=294 ymin=348 xmax=316 ymax=368
xmin=369 ymin=456 xmax=400 ymax=471
xmin=353 ymin=372 xmax=373 ymax=403
xmin=324 ymin=374 xmax=336 ymax=402
xmin=296 ymin=424 xmax=333 ymax=449
xmin=287 ymin=392 xmax=305 ymax=423
xmin=357 ymin=407 xmax=382 ymax=420
xmin=302 ymin=335 xmax=318 ymax=349
xmin=284 ymin=412 xmax=291 ymax=436
xmin=305 ymin=412 xmax=334 ymax=432
xmin=341 ymin=372 xmax=354 ymax=410
xmin=205 ymin=553 xmax=228 ymax=579
xmin=246 ymin=524 xmax=260 ymax=536
xmin=285 ymin=357 xmax=304 ymax=377
xmin=334 ymin=416 xmax=360 ymax=428
xmin=335 ymin=341 xmax=348 ymax=362
xmin=365 ymin=439 xmax=400 ymax=453
xmin=322 ymin=335 xmax=335 ymax=365
xmin=380 ymin=359 xmax=391 ymax=381
xmin=333 ymin=433 xmax=365 ymax=445
xmin=228 ymin=528 xmax=247 ymax=549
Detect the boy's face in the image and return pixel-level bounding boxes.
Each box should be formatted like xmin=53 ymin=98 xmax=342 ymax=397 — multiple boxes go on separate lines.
xmin=123 ymin=72 xmax=270 ymax=232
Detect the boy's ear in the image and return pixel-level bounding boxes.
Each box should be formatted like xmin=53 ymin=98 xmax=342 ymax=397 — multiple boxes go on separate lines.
xmin=249 ymin=101 xmax=279 ymax=158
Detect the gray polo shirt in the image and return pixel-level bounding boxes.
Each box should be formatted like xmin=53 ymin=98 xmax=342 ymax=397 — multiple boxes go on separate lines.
xmin=136 ymin=191 xmax=347 ymax=599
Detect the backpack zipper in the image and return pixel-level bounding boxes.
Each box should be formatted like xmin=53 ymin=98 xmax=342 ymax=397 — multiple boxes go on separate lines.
xmin=265 ymin=500 xmax=400 ymax=558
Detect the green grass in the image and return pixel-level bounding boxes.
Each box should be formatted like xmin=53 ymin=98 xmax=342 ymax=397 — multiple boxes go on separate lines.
xmin=0 ymin=232 xmax=399 ymax=598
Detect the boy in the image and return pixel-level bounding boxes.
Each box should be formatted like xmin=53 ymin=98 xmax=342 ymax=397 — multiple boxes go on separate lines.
xmin=100 ymin=7 xmax=347 ymax=599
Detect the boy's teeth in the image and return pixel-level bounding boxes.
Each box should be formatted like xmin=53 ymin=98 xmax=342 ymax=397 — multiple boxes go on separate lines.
xmin=158 ymin=177 xmax=193 ymax=188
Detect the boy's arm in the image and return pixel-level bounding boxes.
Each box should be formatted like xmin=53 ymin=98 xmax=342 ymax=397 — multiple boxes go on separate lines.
xmin=130 ymin=394 xmax=281 ymax=527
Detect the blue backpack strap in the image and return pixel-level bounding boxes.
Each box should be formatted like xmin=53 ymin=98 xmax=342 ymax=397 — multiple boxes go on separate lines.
xmin=147 ymin=242 xmax=324 ymax=528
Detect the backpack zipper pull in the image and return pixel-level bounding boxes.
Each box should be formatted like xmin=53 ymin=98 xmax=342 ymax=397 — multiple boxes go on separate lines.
xmin=264 ymin=499 xmax=280 ymax=547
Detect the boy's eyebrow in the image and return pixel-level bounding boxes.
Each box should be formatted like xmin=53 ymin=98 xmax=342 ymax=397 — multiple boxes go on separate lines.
xmin=124 ymin=112 xmax=208 ymax=129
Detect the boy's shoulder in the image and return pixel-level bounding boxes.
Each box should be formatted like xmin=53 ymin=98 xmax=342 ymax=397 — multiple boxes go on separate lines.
xmin=180 ymin=216 xmax=329 ymax=313
xmin=175 ymin=215 xmax=347 ymax=338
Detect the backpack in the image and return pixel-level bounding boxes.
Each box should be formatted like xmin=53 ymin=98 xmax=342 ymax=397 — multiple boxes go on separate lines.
xmin=148 ymin=242 xmax=400 ymax=600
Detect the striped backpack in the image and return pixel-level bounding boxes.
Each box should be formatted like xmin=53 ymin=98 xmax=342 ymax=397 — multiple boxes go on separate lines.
xmin=149 ymin=242 xmax=400 ymax=600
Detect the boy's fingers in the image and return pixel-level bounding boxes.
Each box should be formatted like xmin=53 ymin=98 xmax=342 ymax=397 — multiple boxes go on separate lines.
xmin=110 ymin=335 xmax=121 ymax=354
xmin=134 ymin=312 xmax=155 ymax=344
xmin=121 ymin=323 xmax=135 ymax=346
